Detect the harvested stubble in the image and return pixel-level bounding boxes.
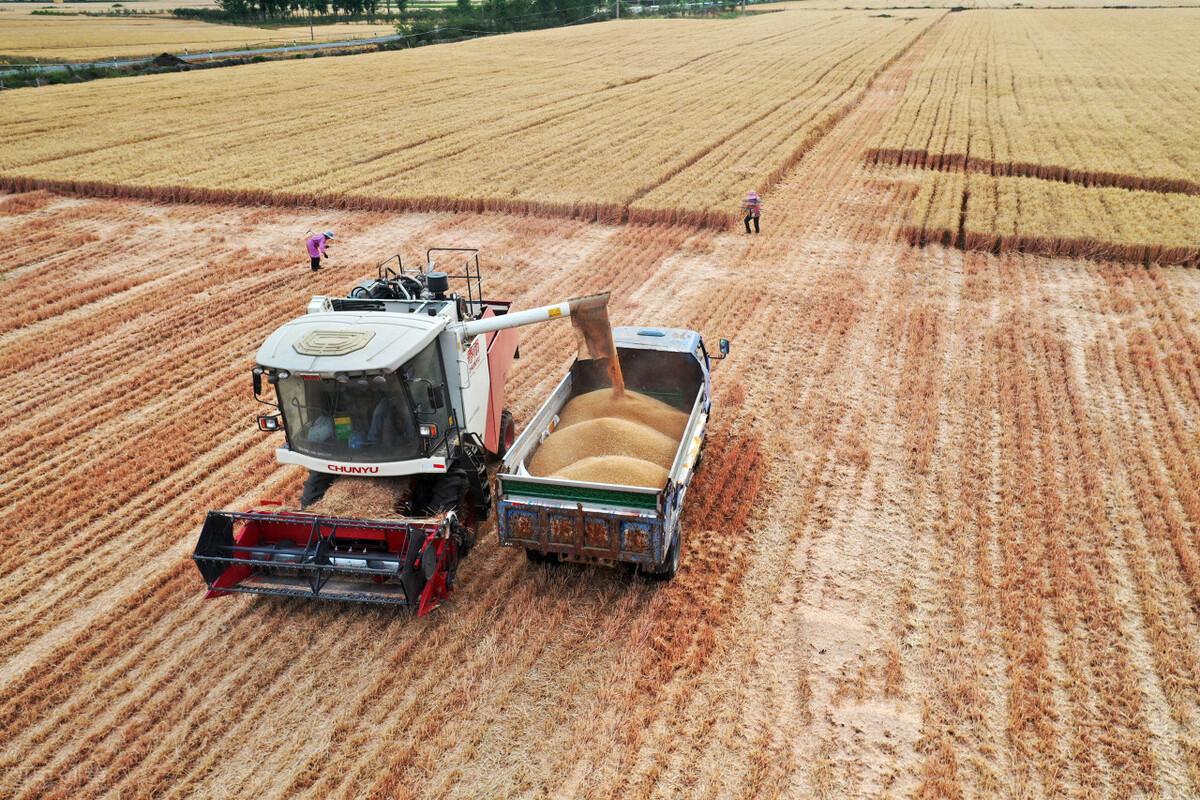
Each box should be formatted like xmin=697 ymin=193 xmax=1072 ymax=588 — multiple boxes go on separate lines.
xmin=0 ymin=10 xmax=938 ymax=227
xmin=304 ymin=477 xmax=412 ymax=519
xmin=10 ymin=7 xmax=1200 ymax=793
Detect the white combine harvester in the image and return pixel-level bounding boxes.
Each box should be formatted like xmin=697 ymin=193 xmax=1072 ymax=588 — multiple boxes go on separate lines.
xmin=193 ymin=249 xmax=608 ymax=615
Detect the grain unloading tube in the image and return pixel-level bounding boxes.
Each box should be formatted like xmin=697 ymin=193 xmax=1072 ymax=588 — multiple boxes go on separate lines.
xmin=455 ymin=292 xmax=609 ymax=337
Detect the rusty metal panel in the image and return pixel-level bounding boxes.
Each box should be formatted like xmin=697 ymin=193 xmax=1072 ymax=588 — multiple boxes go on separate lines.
xmin=620 ymin=521 xmax=653 ymax=557
xmin=547 ymin=511 xmax=577 ymax=546
xmin=582 ymin=516 xmax=614 ymax=553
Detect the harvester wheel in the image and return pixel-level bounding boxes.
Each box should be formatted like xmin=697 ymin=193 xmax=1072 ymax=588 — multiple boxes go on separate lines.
xmin=426 ymin=464 xmax=478 ymax=560
xmin=497 ymin=410 xmax=516 ymax=460
xmin=425 ymin=465 xmax=470 ymax=515
xmin=300 ymin=471 xmax=336 ymax=508
xmin=644 ymin=526 xmax=681 ymax=581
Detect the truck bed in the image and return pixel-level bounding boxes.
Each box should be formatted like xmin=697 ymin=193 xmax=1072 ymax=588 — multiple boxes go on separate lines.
xmin=497 ymin=328 xmax=710 ymax=568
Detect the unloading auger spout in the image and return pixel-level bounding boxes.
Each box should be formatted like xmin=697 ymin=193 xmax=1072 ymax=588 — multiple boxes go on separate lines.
xmin=455 ymin=292 xmax=609 ymax=337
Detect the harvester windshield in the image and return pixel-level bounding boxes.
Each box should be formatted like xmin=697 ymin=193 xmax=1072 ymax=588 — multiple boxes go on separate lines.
xmin=274 ymin=342 xmax=448 ymax=463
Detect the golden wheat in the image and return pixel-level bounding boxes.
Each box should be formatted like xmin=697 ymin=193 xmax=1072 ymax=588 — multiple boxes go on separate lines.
xmin=872 ymin=10 xmax=1200 ymax=193
xmin=0 ymin=11 xmax=939 ymax=225
xmin=905 ymin=172 xmax=1200 ymax=264
xmin=0 ymin=15 xmax=396 ymax=61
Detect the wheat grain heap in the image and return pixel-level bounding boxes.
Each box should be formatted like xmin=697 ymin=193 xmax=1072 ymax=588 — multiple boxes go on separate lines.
xmin=527 ymin=304 xmax=688 ymax=488
xmin=528 ymin=391 xmax=688 ymax=488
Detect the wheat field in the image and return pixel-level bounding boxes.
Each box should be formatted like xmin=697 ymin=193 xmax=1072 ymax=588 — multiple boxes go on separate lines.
xmin=0 ymin=15 xmax=396 ymax=62
xmin=907 ymin=172 xmax=1200 ymax=265
xmin=866 ymin=9 xmax=1200 ymax=262
xmin=0 ymin=0 xmax=220 ymax=14
xmin=3 ymin=8 xmax=1200 ymax=799
xmin=0 ymin=11 xmax=939 ymax=225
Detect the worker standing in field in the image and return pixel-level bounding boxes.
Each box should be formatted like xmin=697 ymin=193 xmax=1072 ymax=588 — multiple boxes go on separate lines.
xmin=742 ymin=191 xmax=761 ymax=234
xmin=306 ymin=230 xmax=334 ymax=272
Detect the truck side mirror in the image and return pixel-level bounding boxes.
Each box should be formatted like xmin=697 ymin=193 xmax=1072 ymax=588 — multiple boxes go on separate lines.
xmin=252 ymin=371 xmax=263 ymax=396
xmin=428 ymin=385 xmax=445 ymax=410
xmin=719 ymin=338 xmax=730 ymax=356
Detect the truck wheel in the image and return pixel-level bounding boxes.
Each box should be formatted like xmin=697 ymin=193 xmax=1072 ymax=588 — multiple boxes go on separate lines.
xmin=525 ymin=548 xmax=559 ymax=565
xmin=645 ymin=527 xmax=681 ymax=581
xmin=497 ymin=410 xmax=516 ymax=460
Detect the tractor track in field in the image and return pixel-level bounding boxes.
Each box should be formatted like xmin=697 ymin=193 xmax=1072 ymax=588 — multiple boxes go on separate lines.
xmin=3 ymin=8 xmax=1200 ymax=795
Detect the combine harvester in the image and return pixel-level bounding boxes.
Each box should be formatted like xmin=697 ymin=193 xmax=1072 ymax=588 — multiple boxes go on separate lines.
xmin=193 ymin=248 xmax=727 ymax=615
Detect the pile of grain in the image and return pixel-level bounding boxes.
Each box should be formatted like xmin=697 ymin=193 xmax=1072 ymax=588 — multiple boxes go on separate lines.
xmin=557 ymin=388 xmax=689 ymax=439
xmin=552 ymin=455 xmax=670 ymax=487
xmin=527 ymin=389 xmax=689 ymax=489
xmin=531 ymin=295 xmax=688 ymax=488
xmin=306 ymin=477 xmax=412 ymax=519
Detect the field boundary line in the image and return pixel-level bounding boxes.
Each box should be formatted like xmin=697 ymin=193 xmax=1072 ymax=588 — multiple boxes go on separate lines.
xmin=868 ymin=148 xmax=1200 ymax=196
xmin=0 ymin=174 xmax=641 ymax=226
xmin=904 ymin=221 xmax=1200 ymax=267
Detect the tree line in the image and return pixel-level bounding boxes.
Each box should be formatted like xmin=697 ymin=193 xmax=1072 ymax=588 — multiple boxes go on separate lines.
xmin=177 ymin=0 xmax=741 ymax=29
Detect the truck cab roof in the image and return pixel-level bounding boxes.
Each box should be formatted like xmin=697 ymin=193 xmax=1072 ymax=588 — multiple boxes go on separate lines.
xmin=614 ymin=326 xmax=702 ymax=354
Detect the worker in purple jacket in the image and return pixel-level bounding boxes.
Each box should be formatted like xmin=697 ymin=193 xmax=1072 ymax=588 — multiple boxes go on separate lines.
xmin=306 ymin=230 xmax=334 ymax=271
xmin=742 ymin=191 xmax=761 ymax=234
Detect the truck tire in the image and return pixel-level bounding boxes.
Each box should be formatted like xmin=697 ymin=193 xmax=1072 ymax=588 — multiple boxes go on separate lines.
xmin=644 ymin=526 xmax=681 ymax=581
xmin=525 ymin=548 xmax=559 ymax=565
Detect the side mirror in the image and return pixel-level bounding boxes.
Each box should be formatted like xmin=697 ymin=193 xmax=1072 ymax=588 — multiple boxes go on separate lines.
xmin=719 ymin=338 xmax=730 ymax=356
xmin=252 ymin=371 xmax=263 ymax=396
xmin=428 ymin=385 xmax=445 ymax=410
xmin=257 ymin=414 xmax=282 ymax=432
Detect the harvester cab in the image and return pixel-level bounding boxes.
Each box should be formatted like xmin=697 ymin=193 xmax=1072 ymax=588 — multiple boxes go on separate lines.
xmin=194 ymin=248 xmax=607 ymax=615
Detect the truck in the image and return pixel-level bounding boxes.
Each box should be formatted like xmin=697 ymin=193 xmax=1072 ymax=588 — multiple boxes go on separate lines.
xmin=495 ymin=326 xmax=728 ymax=579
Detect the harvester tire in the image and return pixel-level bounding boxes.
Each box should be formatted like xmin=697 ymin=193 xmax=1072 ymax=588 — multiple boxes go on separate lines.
xmin=425 ymin=465 xmax=469 ymax=515
xmin=426 ymin=464 xmax=477 ymax=560
xmin=300 ymin=471 xmax=336 ymax=508
xmin=497 ymin=410 xmax=516 ymax=460
xmin=644 ymin=527 xmax=681 ymax=581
